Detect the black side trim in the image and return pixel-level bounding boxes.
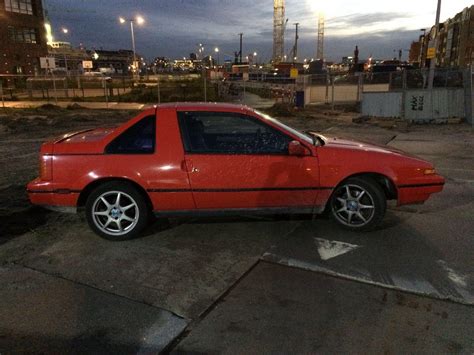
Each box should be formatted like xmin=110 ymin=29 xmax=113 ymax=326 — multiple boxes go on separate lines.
xmin=27 ymin=189 xmax=81 ymax=194
xmin=398 ymin=182 xmax=445 ymax=189
xmin=44 ymin=153 xmax=104 ymax=156
xmin=147 ymin=187 xmax=333 ymax=193
xmin=154 ymin=206 xmax=325 ymax=217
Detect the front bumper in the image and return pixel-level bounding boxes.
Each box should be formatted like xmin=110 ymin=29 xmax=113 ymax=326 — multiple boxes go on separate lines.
xmin=397 ymin=175 xmax=445 ymax=206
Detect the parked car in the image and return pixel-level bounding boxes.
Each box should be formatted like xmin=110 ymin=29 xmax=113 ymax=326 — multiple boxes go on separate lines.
xmin=27 ymin=103 xmax=445 ymax=240
xmin=82 ymin=71 xmax=112 ymax=81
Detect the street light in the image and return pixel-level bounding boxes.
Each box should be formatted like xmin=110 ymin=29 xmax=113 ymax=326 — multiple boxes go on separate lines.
xmin=119 ymin=15 xmax=145 ymax=75
xmin=214 ymin=47 xmax=219 ymax=67
xmin=61 ymin=27 xmax=69 ymax=74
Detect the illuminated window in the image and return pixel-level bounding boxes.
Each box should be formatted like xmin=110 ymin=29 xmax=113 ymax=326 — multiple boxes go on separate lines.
xmin=7 ymin=26 xmax=37 ymax=44
xmin=5 ymin=0 xmax=34 ymax=15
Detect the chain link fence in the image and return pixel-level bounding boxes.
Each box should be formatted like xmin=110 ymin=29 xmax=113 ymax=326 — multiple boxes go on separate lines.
xmin=0 ymin=73 xmax=219 ymax=106
xmin=0 ymin=68 xmax=468 ymax=110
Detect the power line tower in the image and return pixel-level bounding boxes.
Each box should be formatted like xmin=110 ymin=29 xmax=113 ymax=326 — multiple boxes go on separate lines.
xmin=316 ymin=13 xmax=325 ymax=60
xmin=273 ymin=0 xmax=285 ymax=63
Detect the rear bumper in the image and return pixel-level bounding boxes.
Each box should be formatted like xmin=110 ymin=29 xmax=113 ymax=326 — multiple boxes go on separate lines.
xmin=397 ymin=179 xmax=445 ymax=206
xmin=27 ymin=178 xmax=80 ymax=209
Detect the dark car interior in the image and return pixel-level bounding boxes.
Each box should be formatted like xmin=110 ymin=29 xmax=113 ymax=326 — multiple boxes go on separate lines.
xmin=179 ymin=112 xmax=292 ymax=155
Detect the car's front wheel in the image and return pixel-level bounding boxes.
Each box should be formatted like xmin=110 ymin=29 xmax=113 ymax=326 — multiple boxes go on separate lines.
xmin=329 ymin=177 xmax=386 ymax=231
xmin=85 ymin=182 xmax=149 ymax=241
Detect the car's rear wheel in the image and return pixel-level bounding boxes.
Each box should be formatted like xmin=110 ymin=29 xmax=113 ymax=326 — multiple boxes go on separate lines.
xmin=330 ymin=177 xmax=386 ymax=231
xmin=85 ymin=182 xmax=149 ymax=241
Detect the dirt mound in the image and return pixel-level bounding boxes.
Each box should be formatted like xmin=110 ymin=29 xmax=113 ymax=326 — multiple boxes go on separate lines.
xmin=38 ymin=103 xmax=62 ymax=110
xmin=66 ymin=103 xmax=87 ymax=110
xmin=263 ymin=103 xmax=296 ymax=117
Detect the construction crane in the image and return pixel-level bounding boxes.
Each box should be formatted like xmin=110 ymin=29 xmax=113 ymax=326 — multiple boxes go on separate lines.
xmin=272 ymin=0 xmax=286 ymax=63
xmin=317 ymin=13 xmax=325 ymax=60
xmin=291 ymin=23 xmax=299 ymax=62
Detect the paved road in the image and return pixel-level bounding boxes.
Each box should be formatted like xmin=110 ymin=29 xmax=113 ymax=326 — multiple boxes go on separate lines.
xmin=0 ymin=122 xmax=472 ymax=352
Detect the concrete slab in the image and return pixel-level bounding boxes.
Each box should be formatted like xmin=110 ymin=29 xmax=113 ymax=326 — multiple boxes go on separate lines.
xmin=0 ymin=265 xmax=187 ymax=353
xmin=175 ymin=262 xmax=474 ymax=354
xmin=0 ymin=215 xmax=299 ymax=319
xmin=262 ymin=210 xmax=474 ymax=304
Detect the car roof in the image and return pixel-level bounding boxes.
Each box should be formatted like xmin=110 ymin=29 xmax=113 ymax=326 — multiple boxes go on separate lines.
xmin=156 ymin=102 xmax=252 ymax=112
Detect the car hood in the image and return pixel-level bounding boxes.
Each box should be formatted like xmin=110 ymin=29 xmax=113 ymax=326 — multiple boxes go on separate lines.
xmin=320 ymin=134 xmax=422 ymax=160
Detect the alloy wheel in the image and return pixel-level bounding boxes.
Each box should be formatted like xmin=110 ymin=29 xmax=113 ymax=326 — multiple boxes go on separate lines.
xmin=331 ymin=184 xmax=376 ymax=227
xmin=91 ymin=191 xmax=139 ymax=236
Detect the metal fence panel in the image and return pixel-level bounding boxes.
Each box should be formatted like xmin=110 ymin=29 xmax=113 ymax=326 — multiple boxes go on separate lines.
xmin=404 ymin=89 xmax=465 ymax=121
xmin=362 ymin=92 xmax=403 ymax=118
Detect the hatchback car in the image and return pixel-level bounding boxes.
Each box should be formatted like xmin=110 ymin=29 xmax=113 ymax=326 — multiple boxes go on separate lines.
xmin=28 ymin=103 xmax=445 ymax=240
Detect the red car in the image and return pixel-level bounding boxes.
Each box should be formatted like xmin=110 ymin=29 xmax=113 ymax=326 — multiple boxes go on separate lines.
xmin=27 ymin=103 xmax=445 ymax=240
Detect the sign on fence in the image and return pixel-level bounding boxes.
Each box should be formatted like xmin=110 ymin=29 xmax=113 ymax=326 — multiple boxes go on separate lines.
xmin=39 ymin=57 xmax=56 ymax=69
xmin=82 ymin=60 xmax=93 ymax=69
xmin=426 ymin=47 xmax=436 ymax=59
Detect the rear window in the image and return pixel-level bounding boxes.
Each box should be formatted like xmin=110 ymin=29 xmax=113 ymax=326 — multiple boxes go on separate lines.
xmin=105 ymin=115 xmax=156 ymax=154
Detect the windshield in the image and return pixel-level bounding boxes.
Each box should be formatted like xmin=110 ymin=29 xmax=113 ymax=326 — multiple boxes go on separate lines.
xmin=254 ymin=110 xmax=315 ymax=146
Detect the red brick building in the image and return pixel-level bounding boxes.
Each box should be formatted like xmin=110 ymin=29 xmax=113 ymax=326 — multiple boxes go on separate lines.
xmin=0 ymin=0 xmax=48 ymax=75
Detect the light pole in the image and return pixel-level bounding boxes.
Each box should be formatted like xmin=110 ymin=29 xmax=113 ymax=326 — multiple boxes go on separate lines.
xmin=419 ymin=28 xmax=426 ymax=67
xmin=61 ymin=27 xmax=69 ymax=74
xmin=119 ymin=16 xmax=144 ymax=76
xmin=253 ymin=51 xmax=257 ymax=66
xmin=428 ymin=0 xmax=442 ymax=90
xmin=214 ymin=47 xmax=219 ymax=67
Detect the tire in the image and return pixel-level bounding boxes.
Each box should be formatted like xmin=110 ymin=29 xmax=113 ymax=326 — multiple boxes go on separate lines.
xmin=85 ymin=181 xmax=150 ymax=241
xmin=329 ymin=177 xmax=386 ymax=232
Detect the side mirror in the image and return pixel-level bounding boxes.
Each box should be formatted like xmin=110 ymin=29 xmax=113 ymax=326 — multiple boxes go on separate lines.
xmin=288 ymin=140 xmax=310 ymax=156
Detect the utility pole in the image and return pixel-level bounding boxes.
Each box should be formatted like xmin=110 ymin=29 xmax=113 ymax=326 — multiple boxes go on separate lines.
xmin=428 ymin=0 xmax=442 ymax=90
xmin=239 ymin=33 xmax=243 ymax=63
xmin=419 ymin=28 xmax=426 ymax=66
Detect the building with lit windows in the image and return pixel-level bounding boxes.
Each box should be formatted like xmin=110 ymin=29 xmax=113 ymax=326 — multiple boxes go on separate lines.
xmin=415 ymin=6 xmax=474 ymax=69
xmin=0 ymin=0 xmax=48 ymax=75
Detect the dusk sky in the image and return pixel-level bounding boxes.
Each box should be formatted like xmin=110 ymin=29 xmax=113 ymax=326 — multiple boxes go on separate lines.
xmin=44 ymin=0 xmax=473 ymax=62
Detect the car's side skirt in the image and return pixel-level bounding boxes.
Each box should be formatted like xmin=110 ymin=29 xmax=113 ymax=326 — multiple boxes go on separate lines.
xmin=153 ymin=205 xmax=325 ymax=218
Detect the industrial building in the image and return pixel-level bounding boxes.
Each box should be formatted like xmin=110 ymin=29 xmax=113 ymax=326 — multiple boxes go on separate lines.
xmin=0 ymin=0 xmax=48 ymax=75
xmin=412 ymin=5 xmax=474 ymax=68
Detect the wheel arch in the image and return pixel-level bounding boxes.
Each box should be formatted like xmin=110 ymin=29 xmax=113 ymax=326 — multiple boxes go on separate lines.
xmin=77 ymin=177 xmax=153 ymax=211
xmin=334 ymin=172 xmax=398 ymax=200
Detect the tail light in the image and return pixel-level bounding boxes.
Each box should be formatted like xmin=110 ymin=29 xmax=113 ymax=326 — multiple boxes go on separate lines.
xmin=40 ymin=155 xmax=53 ymax=180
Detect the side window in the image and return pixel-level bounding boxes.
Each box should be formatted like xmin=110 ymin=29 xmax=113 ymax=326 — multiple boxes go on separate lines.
xmin=178 ymin=111 xmax=292 ymax=154
xmin=105 ymin=115 xmax=156 ymax=154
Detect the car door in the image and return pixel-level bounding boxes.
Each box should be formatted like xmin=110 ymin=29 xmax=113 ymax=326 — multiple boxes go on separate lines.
xmin=177 ymin=110 xmax=320 ymax=211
